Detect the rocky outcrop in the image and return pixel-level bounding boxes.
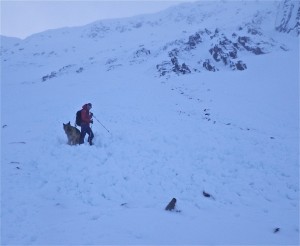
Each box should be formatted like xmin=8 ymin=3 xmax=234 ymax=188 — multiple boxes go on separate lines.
xmin=156 ymin=26 xmax=276 ymax=76
xmin=233 ymin=60 xmax=247 ymax=71
xmin=170 ymin=52 xmax=191 ymax=75
xmin=156 ymin=49 xmax=192 ymax=76
xmin=41 ymin=64 xmax=80 ymax=82
xmin=276 ymin=0 xmax=300 ymax=36
xmin=185 ymin=32 xmax=203 ymax=50
xmin=156 ymin=61 xmax=172 ymax=77
xmin=236 ymin=36 xmax=265 ymax=55
xmin=134 ymin=47 xmax=151 ymax=58
xmin=202 ymin=59 xmax=217 ymax=72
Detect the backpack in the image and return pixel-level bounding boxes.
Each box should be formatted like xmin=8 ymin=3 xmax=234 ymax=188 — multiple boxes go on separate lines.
xmin=75 ymin=110 xmax=82 ymax=126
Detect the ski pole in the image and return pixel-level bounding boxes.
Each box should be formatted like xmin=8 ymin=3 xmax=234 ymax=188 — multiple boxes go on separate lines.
xmin=93 ymin=114 xmax=111 ymax=134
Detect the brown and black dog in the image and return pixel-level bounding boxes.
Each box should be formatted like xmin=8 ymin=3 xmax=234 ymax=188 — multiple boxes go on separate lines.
xmin=63 ymin=121 xmax=80 ymax=145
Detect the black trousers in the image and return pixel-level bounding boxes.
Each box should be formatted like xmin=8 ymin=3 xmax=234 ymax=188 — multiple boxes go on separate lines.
xmin=79 ymin=124 xmax=94 ymax=145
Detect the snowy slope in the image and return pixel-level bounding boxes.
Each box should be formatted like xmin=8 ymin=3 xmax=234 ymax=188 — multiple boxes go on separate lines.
xmin=1 ymin=1 xmax=299 ymax=245
xmin=276 ymin=0 xmax=300 ymax=36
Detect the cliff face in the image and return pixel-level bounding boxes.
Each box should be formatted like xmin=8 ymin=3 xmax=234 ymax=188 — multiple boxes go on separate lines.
xmin=276 ymin=0 xmax=300 ymax=36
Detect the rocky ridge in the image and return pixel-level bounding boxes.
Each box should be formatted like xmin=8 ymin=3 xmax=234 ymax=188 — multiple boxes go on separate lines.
xmin=156 ymin=25 xmax=282 ymax=77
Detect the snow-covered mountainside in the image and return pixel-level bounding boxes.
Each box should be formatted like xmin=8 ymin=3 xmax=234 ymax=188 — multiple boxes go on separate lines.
xmin=1 ymin=1 xmax=299 ymax=245
xmin=1 ymin=0 xmax=298 ymax=80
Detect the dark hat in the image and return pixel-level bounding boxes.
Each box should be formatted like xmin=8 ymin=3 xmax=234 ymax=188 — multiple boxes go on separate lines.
xmin=87 ymin=103 xmax=92 ymax=107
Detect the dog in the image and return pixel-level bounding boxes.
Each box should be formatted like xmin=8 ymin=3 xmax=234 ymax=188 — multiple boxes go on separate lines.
xmin=63 ymin=121 xmax=80 ymax=145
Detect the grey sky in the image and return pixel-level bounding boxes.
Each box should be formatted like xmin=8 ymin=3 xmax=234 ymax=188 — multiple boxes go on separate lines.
xmin=1 ymin=0 xmax=187 ymax=39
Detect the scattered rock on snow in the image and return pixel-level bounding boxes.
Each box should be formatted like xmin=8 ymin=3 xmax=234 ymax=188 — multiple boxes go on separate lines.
xmin=235 ymin=60 xmax=247 ymax=70
xmin=203 ymin=191 xmax=211 ymax=197
xmin=134 ymin=47 xmax=151 ymax=58
xmin=203 ymin=59 xmax=217 ymax=72
xmin=165 ymin=198 xmax=177 ymax=211
xmin=203 ymin=191 xmax=215 ymax=200
xmin=273 ymin=227 xmax=280 ymax=233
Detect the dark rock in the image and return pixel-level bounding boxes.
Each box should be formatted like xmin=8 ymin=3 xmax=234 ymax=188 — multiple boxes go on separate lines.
xmin=156 ymin=61 xmax=172 ymax=76
xmin=248 ymin=27 xmax=262 ymax=35
xmin=203 ymin=59 xmax=216 ymax=72
xmin=181 ymin=63 xmax=191 ymax=74
xmin=209 ymin=35 xmax=239 ymax=66
xmin=237 ymin=36 xmax=265 ymax=55
xmin=237 ymin=36 xmax=251 ymax=46
xmin=186 ymin=32 xmax=202 ymax=50
xmin=235 ymin=60 xmax=247 ymax=70
xmin=209 ymin=45 xmax=223 ymax=62
xmin=76 ymin=67 xmax=84 ymax=73
xmin=169 ymin=56 xmax=191 ymax=75
xmin=275 ymin=0 xmax=300 ymax=36
xmin=42 ymin=71 xmax=57 ymax=82
xmin=168 ymin=49 xmax=179 ymax=57
xmin=135 ymin=47 xmax=151 ymax=57
xmin=203 ymin=191 xmax=211 ymax=197
xmin=165 ymin=198 xmax=177 ymax=211
xmin=171 ymin=56 xmax=179 ymax=66
xmin=229 ymin=50 xmax=238 ymax=59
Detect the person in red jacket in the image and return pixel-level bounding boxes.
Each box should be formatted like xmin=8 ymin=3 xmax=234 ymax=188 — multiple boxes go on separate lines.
xmin=79 ymin=103 xmax=94 ymax=145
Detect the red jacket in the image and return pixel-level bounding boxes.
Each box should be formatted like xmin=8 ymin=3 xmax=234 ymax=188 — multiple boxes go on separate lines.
xmin=81 ymin=104 xmax=92 ymax=125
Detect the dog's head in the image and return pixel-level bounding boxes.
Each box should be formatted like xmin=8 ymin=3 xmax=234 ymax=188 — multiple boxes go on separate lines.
xmin=63 ymin=121 xmax=72 ymax=133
